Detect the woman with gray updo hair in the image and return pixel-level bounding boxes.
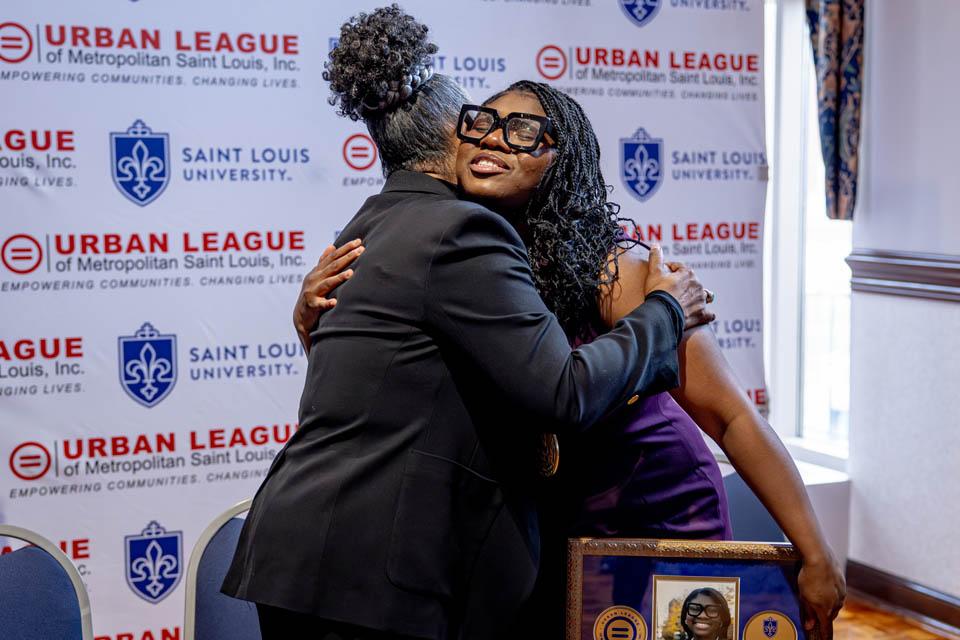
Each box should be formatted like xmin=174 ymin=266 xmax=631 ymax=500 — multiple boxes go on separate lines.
xmin=222 ymin=4 xmax=705 ymax=639
xmin=323 ymin=3 xmax=469 ymax=178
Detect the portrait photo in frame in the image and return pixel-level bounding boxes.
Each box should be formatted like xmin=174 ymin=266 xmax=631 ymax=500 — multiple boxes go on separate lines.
xmin=567 ymin=539 xmax=804 ymax=640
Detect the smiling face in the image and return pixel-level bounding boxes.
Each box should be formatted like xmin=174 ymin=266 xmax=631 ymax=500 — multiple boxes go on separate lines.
xmin=684 ymin=593 xmax=725 ymax=639
xmin=455 ymin=91 xmax=556 ymax=215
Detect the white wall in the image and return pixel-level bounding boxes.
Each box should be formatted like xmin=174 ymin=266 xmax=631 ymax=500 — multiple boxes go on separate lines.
xmin=848 ymin=0 xmax=960 ymax=597
xmin=849 ymin=296 xmax=960 ymax=595
xmin=854 ymin=1 xmax=960 ymax=254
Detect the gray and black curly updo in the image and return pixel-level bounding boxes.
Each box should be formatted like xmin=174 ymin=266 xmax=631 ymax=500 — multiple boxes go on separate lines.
xmin=324 ymin=5 xmax=468 ymax=176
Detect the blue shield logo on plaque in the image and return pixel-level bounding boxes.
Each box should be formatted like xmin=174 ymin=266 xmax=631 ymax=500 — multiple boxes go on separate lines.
xmin=118 ymin=322 xmax=177 ymax=408
xmin=125 ymin=521 xmax=182 ymax=604
xmin=621 ymin=128 xmax=663 ymax=202
xmin=620 ymin=0 xmax=661 ymax=28
xmin=111 ymin=119 xmax=170 ymax=206
xmin=763 ymin=617 xmax=779 ymax=638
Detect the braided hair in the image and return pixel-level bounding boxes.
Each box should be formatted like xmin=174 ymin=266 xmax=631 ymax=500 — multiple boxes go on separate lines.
xmin=483 ymin=81 xmax=637 ymax=340
xmin=323 ymin=5 xmax=467 ymax=176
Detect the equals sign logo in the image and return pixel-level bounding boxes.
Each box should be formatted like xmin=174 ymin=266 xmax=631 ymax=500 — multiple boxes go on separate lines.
xmin=0 ymin=22 xmax=34 ymax=64
xmin=536 ymin=45 xmax=568 ymax=80
xmin=609 ymin=623 xmax=633 ymax=639
xmin=342 ymin=134 xmax=377 ymax=171
xmin=2 ymin=234 xmax=44 ymax=275
xmin=10 ymin=442 xmax=52 ymax=481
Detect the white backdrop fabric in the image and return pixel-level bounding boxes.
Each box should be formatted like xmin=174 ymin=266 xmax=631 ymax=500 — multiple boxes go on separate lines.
xmin=0 ymin=1 xmax=765 ymax=637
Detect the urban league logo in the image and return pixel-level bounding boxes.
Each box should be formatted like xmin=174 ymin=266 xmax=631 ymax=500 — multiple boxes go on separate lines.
xmin=763 ymin=617 xmax=779 ymax=638
xmin=619 ymin=0 xmax=662 ymax=28
xmin=1 ymin=234 xmax=43 ymax=275
xmin=118 ymin=322 xmax=177 ymax=408
xmin=9 ymin=441 xmax=52 ymax=481
xmin=536 ymin=45 xmax=567 ymax=81
xmin=125 ymin=521 xmax=182 ymax=604
xmin=621 ymin=128 xmax=663 ymax=202
xmin=0 ymin=22 xmax=33 ymax=64
xmin=343 ymin=134 xmax=378 ymax=171
xmin=111 ymin=120 xmax=170 ymax=206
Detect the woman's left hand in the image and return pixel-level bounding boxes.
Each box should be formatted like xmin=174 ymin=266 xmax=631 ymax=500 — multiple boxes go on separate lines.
xmin=797 ymin=554 xmax=846 ymax=640
xmin=293 ymin=239 xmax=364 ymax=352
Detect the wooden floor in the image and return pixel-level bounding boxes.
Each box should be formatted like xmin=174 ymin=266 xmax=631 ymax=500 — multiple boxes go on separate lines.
xmin=834 ymin=597 xmax=959 ymax=639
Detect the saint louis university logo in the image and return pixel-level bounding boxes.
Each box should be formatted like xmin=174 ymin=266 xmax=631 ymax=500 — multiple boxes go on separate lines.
xmin=620 ymin=0 xmax=661 ymax=28
xmin=111 ymin=119 xmax=170 ymax=206
xmin=745 ymin=611 xmax=796 ymax=640
xmin=118 ymin=322 xmax=177 ymax=408
xmin=763 ymin=617 xmax=779 ymax=638
xmin=125 ymin=521 xmax=183 ymax=604
xmin=621 ymin=128 xmax=663 ymax=202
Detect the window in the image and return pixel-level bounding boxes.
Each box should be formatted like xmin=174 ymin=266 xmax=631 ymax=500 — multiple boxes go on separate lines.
xmin=764 ymin=0 xmax=852 ymax=468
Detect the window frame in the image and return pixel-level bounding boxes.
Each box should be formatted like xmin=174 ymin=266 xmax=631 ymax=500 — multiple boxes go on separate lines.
xmin=764 ymin=0 xmax=849 ymax=472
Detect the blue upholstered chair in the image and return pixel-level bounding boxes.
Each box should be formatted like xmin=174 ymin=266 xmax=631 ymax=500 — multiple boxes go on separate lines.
xmin=723 ymin=471 xmax=787 ymax=542
xmin=184 ymin=498 xmax=260 ymax=640
xmin=0 ymin=524 xmax=93 ymax=640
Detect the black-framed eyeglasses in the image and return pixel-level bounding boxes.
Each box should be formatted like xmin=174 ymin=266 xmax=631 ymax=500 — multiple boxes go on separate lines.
xmin=456 ymin=104 xmax=555 ymax=152
xmin=686 ymin=603 xmax=723 ymax=619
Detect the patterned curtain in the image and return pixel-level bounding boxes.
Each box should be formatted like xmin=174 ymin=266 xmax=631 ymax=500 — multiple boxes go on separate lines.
xmin=805 ymin=0 xmax=865 ymax=220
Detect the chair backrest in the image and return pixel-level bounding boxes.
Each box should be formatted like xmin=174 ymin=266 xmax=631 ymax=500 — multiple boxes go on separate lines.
xmin=0 ymin=524 xmax=93 ymax=640
xmin=723 ymin=472 xmax=786 ymax=542
xmin=184 ymin=499 xmax=260 ymax=640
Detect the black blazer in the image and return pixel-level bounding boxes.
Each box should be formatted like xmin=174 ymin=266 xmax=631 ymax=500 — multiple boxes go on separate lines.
xmin=222 ymin=171 xmax=683 ymax=639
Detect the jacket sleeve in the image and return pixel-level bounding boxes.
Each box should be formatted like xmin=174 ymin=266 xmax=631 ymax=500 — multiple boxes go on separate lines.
xmin=424 ymin=207 xmax=682 ymax=433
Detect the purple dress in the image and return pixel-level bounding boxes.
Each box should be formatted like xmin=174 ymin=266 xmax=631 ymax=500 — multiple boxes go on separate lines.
xmin=558 ymin=389 xmax=732 ymax=540
xmin=515 ymin=336 xmax=733 ymax=635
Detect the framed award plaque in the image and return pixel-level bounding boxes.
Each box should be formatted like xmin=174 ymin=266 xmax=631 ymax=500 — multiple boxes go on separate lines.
xmin=567 ymin=538 xmax=805 ymax=640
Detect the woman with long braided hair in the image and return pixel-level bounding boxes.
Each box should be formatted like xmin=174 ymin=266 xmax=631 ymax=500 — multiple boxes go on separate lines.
xmin=458 ymin=80 xmax=630 ymax=342
xmin=453 ymin=80 xmax=846 ymax=638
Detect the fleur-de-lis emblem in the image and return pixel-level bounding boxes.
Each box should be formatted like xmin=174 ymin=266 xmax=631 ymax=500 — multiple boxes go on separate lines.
xmin=130 ymin=538 xmax=179 ymax=597
xmin=621 ymin=128 xmax=664 ymax=202
xmin=763 ymin=617 xmax=779 ymax=638
xmin=620 ymin=0 xmax=661 ymax=27
xmin=111 ymin=119 xmax=170 ymax=206
xmin=117 ymin=139 xmax=166 ymax=200
xmin=118 ymin=322 xmax=178 ymax=408
xmin=125 ymin=520 xmax=182 ymax=603
xmin=124 ymin=341 xmax=173 ymax=401
xmin=624 ymin=144 xmax=661 ymax=197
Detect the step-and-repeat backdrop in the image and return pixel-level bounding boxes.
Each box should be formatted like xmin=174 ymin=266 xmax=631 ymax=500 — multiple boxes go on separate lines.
xmin=0 ymin=1 xmax=765 ymax=637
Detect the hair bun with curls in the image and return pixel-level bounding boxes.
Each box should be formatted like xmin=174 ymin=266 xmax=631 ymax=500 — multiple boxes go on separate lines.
xmin=324 ymin=4 xmax=438 ymax=121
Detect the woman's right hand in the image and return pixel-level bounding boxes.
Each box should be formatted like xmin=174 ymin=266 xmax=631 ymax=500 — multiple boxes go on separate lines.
xmin=642 ymin=245 xmax=715 ymax=329
xmin=294 ymin=239 xmax=364 ymax=353
xmin=798 ymin=553 xmax=846 ymax=640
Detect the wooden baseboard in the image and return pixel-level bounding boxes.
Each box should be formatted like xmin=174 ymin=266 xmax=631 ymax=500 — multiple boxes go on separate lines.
xmin=846 ymin=559 xmax=960 ymax=634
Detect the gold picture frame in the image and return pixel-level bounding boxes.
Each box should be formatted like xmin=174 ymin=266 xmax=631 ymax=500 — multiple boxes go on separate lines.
xmin=567 ymin=538 xmax=802 ymax=640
